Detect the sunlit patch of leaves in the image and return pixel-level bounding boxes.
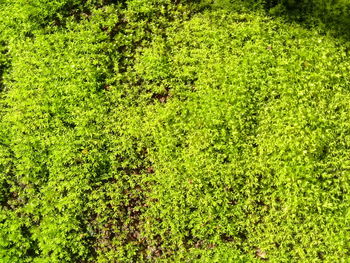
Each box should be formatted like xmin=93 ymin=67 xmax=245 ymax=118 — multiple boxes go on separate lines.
xmin=0 ymin=0 xmax=349 ymax=262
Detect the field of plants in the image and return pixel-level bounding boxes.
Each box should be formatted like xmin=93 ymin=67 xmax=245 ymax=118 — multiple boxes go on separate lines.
xmin=0 ymin=0 xmax=349 ymax=262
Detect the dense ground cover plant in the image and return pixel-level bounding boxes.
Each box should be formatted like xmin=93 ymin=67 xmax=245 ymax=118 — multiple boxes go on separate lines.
xmin=0 ymin=0 xmax=349 ymax=262
xmin=265 ymin=0 xmax=350 ymax=37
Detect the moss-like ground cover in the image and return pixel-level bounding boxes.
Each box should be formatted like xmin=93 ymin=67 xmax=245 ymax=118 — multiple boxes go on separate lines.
xmin=0 ymin=0 xmax=349 ymax=262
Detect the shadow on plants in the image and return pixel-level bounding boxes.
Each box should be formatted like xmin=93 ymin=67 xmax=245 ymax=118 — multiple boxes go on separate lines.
xmin=264 ymin=0 xmax=350 ymax=40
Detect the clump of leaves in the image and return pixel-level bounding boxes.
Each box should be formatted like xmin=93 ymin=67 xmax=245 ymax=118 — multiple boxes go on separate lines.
xmin=135 ymin=8 xmax=350 ymax=262
xmin=0 ymin=0 xmax=350 ymax=262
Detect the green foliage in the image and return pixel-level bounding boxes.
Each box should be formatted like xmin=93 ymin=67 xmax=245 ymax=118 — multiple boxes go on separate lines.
xmin=135 ymin=10 xmax=350 ymax=261
xmin=0 ymin=0 xmax=350 ymax=262
xmin=265 ymin=0 xmax=350 ymax=36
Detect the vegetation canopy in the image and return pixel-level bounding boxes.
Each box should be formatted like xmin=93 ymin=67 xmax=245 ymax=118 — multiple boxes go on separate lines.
xmin=0 ymin=0 xmax=349 ymax=262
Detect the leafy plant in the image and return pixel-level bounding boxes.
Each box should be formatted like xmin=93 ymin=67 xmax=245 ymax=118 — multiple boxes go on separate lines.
xmin=0 ymin=0 xmax=349 ymax=262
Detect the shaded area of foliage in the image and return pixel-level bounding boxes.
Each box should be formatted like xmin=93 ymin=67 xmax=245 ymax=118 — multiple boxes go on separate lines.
xmin=264 ymin=0 xmax=350 ymax=39
xmin=0 ymin=0 xmax=349 ymax=262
